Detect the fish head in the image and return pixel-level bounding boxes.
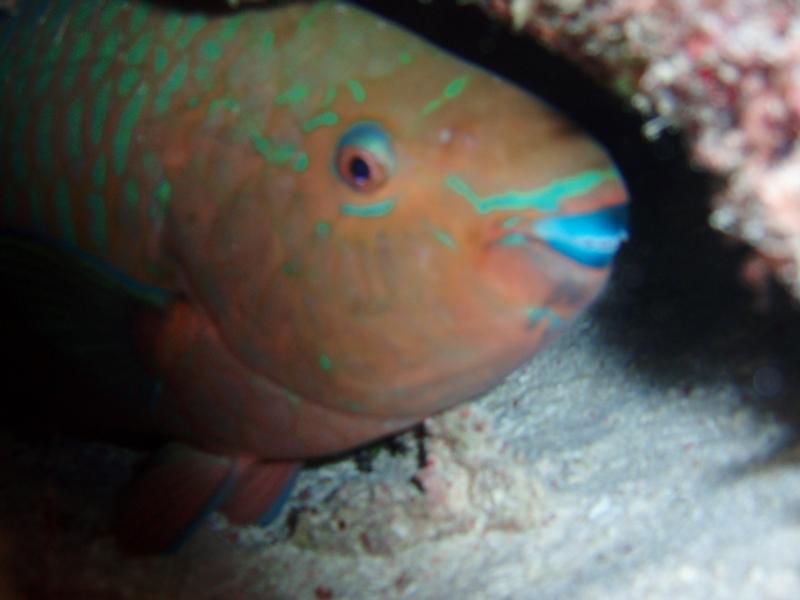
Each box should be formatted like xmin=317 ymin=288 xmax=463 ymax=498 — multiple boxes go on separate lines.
xmin=273 ymin=48 xmax=629 ymax=418
xmin=165 ymin=6 xmax=628 ymax=428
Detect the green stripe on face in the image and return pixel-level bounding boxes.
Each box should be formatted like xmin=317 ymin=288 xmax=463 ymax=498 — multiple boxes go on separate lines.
xmin=346 ymin=80 xmax=366 ymax=103
xmin=340 ymin=198 xmax=397 ymax=218
xmin=422 ymin=76 xmax=470 ymax=116
xmin=55 ymin=181 xmax=78 ymax=245
xmin=302 ymin=111 xmax=338 ymax=133
xmin=250 ymin=133 xmax=307 ymax=170
xmin=114 ymin=85 xmax=149 ymax=175
xmin=445 ymin=169 xmax=621 ymax=214
xmin=275 ymin=84 xmax=309 ymax=106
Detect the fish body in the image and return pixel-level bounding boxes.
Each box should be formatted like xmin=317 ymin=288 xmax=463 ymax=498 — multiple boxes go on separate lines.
xmin=0 ymin=0 xmax=628 ymax=551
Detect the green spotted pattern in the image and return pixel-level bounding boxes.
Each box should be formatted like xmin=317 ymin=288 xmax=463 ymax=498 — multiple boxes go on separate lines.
xmin=0 ymin=0 xmax=347 ymax=260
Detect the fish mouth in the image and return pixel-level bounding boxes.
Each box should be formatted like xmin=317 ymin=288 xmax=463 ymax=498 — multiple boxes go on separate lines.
xmin=497 ymin=204 xmax=629 ymax=268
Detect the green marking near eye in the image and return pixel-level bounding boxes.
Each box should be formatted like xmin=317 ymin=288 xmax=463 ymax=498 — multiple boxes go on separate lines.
xmin=346 ymin=80 xmax=366 ymax=103
xmin=322 ymin=85 xmax=337 ymax=107
xmin=315 ymin=221 xmax=331 ymax=237
xmin=444 ymin=76 xmax=469 ymax=99
xmin=340 ymin=198 xmax=397 ymax=218
xmin=318 ymin=353 xmax=333 ymax=371
xmin=275 ymin=84 xmax=309 ymax=106
xmin=302 ymin=111 xmax=338 ymax=133
xmin=427 ymin=225 xmax=458 ymax=250
xmin=422 ymin=75 xmax=470 ymax=116
xmin=250 ymin=133 xmax=308 ymax=173
xmin=445 ymin=168 xmax=620 ymax=214
xmin=294 ymin=153 xmax=309 ymax=172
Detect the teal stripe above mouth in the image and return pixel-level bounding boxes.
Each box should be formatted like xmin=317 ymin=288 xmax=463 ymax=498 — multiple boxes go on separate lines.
xmin=446 ymin=168 xmax=621 ymax=214
xmin=339 ymin=198 xmax=397 ymax=218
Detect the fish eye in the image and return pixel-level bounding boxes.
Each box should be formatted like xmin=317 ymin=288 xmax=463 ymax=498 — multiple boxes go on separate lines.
xmin=334 ymin=122 xmax=395 ymax=193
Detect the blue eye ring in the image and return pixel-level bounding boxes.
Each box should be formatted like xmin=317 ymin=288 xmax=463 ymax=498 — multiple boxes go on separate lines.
xmin=334 ymin=122 xmax=395 ymax=193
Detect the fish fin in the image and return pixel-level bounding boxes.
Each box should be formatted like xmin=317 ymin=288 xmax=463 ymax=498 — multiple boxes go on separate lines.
xmin=219 ymin=460 xmax=301 ymax=526
xmin=116 ymin=443 xmax=243 ymax=554
xmin=0 ymin=233 xmax=170 ymax=403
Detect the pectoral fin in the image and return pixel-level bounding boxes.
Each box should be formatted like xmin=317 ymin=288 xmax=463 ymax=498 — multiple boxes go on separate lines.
xmin=116 ymin=443 xmax=300 ymax=554
xmin=220 ymin=460 xmax=300 ymax=526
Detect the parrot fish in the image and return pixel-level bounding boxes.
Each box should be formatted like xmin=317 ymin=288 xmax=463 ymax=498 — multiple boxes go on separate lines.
xmin=0 ymin=0 xmax=629 ymax=552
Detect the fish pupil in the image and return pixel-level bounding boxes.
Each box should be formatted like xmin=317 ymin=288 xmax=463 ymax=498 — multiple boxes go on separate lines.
xmin=350 ymin=156 xmax=371 ymax=184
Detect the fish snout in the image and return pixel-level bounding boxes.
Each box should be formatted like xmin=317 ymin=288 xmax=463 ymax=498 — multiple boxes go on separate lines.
xmin=496 ymin=204 xmax=629 ymax=269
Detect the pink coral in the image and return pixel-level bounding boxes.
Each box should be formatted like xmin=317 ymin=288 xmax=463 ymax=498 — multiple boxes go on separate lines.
xmin=487 ymin=0 xmax=800 ymax=297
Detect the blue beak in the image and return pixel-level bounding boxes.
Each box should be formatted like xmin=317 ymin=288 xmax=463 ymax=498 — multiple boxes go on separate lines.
xmin=532 ymin=204 xmax=629 ymax=268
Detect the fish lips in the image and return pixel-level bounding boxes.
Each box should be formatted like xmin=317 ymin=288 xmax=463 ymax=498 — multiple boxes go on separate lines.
xmin=499 ymin=204 xmax=630 ymax=269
